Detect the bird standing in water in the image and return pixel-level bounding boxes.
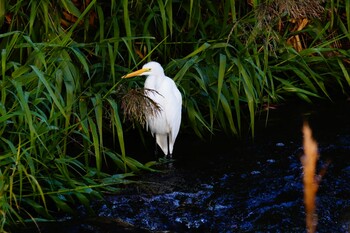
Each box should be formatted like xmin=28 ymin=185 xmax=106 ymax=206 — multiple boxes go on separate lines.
xmin=122 ymin=61 xmax=182 ymax=158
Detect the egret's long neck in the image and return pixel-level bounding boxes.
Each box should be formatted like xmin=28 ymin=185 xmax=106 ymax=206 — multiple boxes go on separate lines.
xmin=145 ymin=74 xmax=164 ymax=90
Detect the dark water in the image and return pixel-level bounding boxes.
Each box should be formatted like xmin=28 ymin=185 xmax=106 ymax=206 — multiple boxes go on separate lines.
xmin=14 ymin=101 xmax=350 ymax=232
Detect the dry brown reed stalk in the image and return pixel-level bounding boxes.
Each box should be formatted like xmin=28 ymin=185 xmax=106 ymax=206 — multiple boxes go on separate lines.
xmin=302 ymin=122 xmax=319 ymax=233
xmin=256 ymin=0 xmax=324 ymax=27
xmin=256 ymin=0 xmax=325 ymax=51
xmin=121 ymin=88 xmax=161 ymax=127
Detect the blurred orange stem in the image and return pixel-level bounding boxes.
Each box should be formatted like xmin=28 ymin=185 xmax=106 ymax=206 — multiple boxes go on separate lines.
xmin=302 ymin=122 xmax=319 ymax=233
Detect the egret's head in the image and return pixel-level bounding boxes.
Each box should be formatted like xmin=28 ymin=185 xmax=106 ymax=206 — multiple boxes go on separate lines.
xmin=122 ymin=61 xmax=164 ymax=79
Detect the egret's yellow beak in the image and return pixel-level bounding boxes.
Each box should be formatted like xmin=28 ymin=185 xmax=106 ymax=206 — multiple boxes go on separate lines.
xmin=122 ymin=68 xmax=151 ymax=79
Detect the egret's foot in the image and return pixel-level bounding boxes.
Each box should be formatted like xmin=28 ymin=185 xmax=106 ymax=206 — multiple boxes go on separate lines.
xmin=158 ymin=156 xmax=175 ymax=164
xmin=156 ymin=157 xmax=174 ymax=169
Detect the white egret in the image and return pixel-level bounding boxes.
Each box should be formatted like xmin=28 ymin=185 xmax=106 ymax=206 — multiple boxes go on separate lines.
xmin=122 ymin=61 xmax=182 ymax=158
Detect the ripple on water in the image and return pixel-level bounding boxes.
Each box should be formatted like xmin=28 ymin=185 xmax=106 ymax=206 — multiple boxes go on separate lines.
xmin=93 ymin=138 xmax=350 ymax=232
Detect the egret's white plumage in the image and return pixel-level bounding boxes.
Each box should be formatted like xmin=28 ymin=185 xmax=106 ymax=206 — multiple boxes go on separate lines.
xmin=123 ymin=61 xmax=182 ymax=157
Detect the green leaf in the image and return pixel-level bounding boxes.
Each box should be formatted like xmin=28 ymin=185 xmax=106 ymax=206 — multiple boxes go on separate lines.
xmin=49 ymin=195 xmax=75 ymax=214
xmin=60 ymin=0 xmax=81 ymax=17
xmin=216 ymin=54 xmax=227 ymax=108
xmin=31 ymin=66 xmax=67 ymax=119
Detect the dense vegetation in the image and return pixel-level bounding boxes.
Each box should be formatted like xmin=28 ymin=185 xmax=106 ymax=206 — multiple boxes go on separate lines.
xmin=0 ymin=0 xmax=349 ymax=230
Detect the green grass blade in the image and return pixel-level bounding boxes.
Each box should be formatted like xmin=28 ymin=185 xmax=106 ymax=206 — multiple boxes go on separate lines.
xmin=107 ymin=98 xmax=126 ymax=171
xmin=184 ymin=43 xmax=210 ymax=59
xmin=0 ymin=0 xmax=5 ymax=26
xmin=91 ymin=94 xmax=103 ymax=161
xmin=337 ymin=58 xmax=350 ymax=86
xmin=62 ymin=0 xmax=96 ymax=45
xmin=157 ymin=0 xmax=167 ymax=38
xmin=216 ymin=53 xmax=226 ymax=108
xmin=31 ymin=65 xmax=67 ymax=119
xmin=12 ymin=81 xmax=36 ymax=142
xmin=165 ymin=0 xmax=173 ymax=36
xmin=60 ymin=0 xmax=81 ymax=17
xmin=219 ymin=92 xmax=237 ymax=134
xmin=70 ymin=47 xmax=90 ymax=78
xmin=88 ymin=115 xmax=101 ymax=174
